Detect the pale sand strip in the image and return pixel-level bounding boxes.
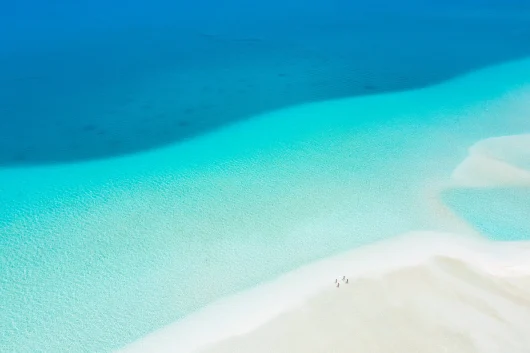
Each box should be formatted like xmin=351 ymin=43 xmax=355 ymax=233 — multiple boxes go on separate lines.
xmin=118 ymin=232 xmax=530 ymax=353
xmin=450 ymin=134 xmax=530 ymax=187
xmin=197 ymin=238 xmax=530 ymax=353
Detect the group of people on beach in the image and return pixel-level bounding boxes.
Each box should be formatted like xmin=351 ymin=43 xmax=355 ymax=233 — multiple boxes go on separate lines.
xmin=335 ymin=275 xmax=348 ymax=288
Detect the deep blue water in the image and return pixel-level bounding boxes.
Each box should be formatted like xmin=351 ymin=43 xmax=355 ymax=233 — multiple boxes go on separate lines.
xmin=1 ymin=1 xmax=530 ymax=166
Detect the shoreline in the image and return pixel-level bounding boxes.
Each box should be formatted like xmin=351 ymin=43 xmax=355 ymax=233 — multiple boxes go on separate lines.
xmin=118 ymin=231 xmax=530 ymax=353
xmin=118 ymin=133 xmax=530 ymax=353
xmin=197 ymin=234 xmax=530 ymax=353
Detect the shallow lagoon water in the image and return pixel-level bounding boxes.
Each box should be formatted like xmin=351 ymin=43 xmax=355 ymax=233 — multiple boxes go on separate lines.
xmin=443 ymin=188 xmax=530 ymax=241
xmin=1 ymin=55 xmax=530 ymax=352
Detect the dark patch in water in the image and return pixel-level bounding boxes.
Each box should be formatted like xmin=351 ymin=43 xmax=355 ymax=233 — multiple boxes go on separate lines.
xmin=13 ymin=151 xmax=28 ymax=162
xmin=234 ymin=37 xmax=263 ymax=44
xmin=82 ymin=124 xmax=97 ymax=132
xmin=11 ymin=76 xmax=46 ymax=83
xmin=108 ymin=140 xmax=122 ymax=148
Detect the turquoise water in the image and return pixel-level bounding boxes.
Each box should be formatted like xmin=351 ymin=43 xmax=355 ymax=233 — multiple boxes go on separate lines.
xmin=1 ymin=56 xmax=530 ymax=352
xmin=443 ymin=188 xmax=530 ymax=241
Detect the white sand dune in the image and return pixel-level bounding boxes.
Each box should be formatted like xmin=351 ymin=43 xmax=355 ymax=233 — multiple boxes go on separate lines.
xmin=197 ymin=236 xmax=530 ymax=353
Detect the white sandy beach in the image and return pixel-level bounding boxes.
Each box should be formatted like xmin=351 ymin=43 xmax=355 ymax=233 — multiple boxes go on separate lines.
xmin=120 ymin=231 xmax=530 ymax=353
xmin=119 ymin=133 xmax=530 ymax=353
xmin=196 ymin=237 xmax=530 ymax=353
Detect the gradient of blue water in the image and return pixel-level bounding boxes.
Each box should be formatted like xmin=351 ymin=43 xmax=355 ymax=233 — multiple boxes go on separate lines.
xmin=1 ymin=1 xmax=530 ymax=352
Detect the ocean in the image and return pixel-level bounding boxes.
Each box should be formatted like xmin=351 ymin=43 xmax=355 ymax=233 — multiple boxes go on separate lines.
xmin=1 ymin=1 xmax=530 ymax=352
